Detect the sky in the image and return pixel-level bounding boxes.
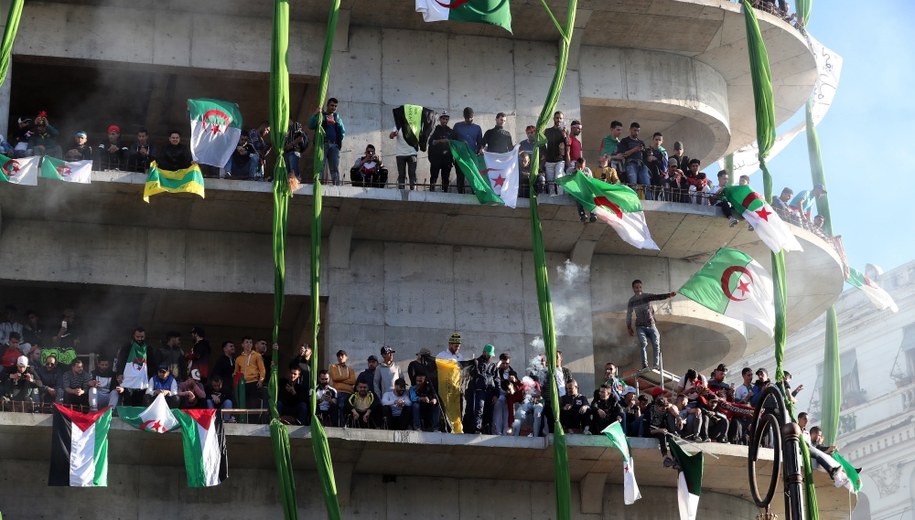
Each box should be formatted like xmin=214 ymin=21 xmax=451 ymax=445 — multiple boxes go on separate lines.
xmin=759 ymin=0 xmax=915 ymax=273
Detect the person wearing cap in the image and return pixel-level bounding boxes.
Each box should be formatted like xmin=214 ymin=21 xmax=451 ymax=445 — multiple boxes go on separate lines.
xmin=187 ymin=326 xmax=211 ymax=385
xmin=146 ymin=361 xmax=179 ymax=408
xmin=427 ymin=111 xmax=456 ymax=192
xmin=451 ymin=107 xmax=483 ymax=194
xmin=462 ymin=344 xmax=498 ymax=434
xmin=749 ymin=368 xmax=772 ymax=408
xmin=708 ymin=363 xmax=730 ymax=392
xmin=127 ymin=128 xmax=156 ymax=172
xmin=481 ymin=112 xmax=513 ymax=154
xmin=28 ymin=112 xmax=62 ymax=158
xmin=329 ymin=349 xmax=356 ymax=422
xmin=668 ymin=141 xmax=690 ymax=178
xmin=64 ymin=131 xmax=93 ymax=161
xmin=437 ymin=332 xmax=466 ymax=433
xmin=381 ymin=377 xmax=413 ymax=430
xmin=789 ymin=184 xmax=828 ymax=222
xmin=96 ymin=124 xmax=128 ymax=170
xmin=373 ymin=345 xmax=402 ymax=399
xmin=87 ymin=357 xmax=117 ymax=411
xmin=1 ymin=354 xmax=42 ymax=407
xmin=626 ymin=280 xmax=677 ymax=369
xmin=408 ymin=347 xmax=437 ymax=388
xmin=178 ymin=368 xmax=206 ymax=408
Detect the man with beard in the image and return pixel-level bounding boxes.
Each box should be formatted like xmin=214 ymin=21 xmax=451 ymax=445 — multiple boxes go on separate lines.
xmin=115 ymin=327 xmax=151 ymax=406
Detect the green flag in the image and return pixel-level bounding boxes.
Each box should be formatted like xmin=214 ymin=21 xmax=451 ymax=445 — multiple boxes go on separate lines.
xmin=143 ymin=161 xmax=205 ymax=202
xmin=415 ymin=0 xmax=512 ymax=33
xmin=832 ymin=451 xmax=862 ymax=494
xmin=668 ymin=436 xmax=704 ymax=520
xmin=847 ymin=266 xmax=898 ymax=312
xmin=602 ymin=422 xmax=641 ymax=504
xmin=449 ymin=139 xmax=504 ymax=205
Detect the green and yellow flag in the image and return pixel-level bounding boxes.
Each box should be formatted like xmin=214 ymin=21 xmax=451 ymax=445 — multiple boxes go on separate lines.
xmin=143 ymin=161 xmax=204 ymax=202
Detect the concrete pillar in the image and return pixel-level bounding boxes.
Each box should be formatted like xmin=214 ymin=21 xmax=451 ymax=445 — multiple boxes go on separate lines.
xmin=0 ymin=60 xmax=10 ymax=140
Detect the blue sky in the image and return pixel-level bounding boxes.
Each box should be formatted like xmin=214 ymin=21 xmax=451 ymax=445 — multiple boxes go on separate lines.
xmin=759 ymin=1 xmax=915 ymax=272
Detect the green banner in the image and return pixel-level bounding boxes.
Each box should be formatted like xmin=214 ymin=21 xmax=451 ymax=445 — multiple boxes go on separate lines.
xmin=0 ymin=0 xmax=24 ymax=86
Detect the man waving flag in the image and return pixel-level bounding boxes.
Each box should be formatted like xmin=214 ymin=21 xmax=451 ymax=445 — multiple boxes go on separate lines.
xmin=720 ymin=185 xmax=803 ymax=253
xmin=556 ymin=173 xmax=659 ymax=250
xmin=678 ymin=248 xmax=775 ymax=336
xmin=449 ymin=140 xmax=519 ymax=208
xmin=188 ymin=98 xmax=243 ymax=168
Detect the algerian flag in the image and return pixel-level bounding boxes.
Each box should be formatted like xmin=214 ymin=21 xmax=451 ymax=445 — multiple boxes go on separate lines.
xmin=721 ymin=185 xmax=803 ymax=253
xmin=143 ymin=161 xmax=205 ymax=202
xmin=188 ymin=98 xmax=243 ymax=168
xmin=449 ymin=140 xmax=520 ymax=209
xmin=121 ymin=340 xmax=149 ymax=390
xmin=847 ymin=267 xmax=898 ymax=313
xmin=668 ymin=436 xmax=704 ymax=520
xmin=415 ymin=0 xmax=512 ymax=33
xmin=118 ymin=393 xmax=179 ymax=433
xmin=832 ymin=451 xmax=862 ymax=494
xmin=0 ymin=154 xmax=39 ymax=185
xmin=601 ymin=422 xmax=641 ymax=505
xmin=49 ymin=405 xmax=112 ymax=487
xmin=678 ymin=248 xmax=775 ymax=337
xmin=174 ymin=409 xmax=228 ymax=487
xmin=40 ymin=156 xmax=92 ymax=183
xmin=556 ymin=173 xmax=659 ymax=250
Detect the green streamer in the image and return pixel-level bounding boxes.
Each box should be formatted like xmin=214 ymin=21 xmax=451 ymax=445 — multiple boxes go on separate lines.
xmin=268 ymin=2 xmax=298 ymax=519
xmin=528 ymin=2 xmax=577 ymax=519
xmin=0 ymin=0 xmax=23 ymax=86
xmin=308 ymin=1 xmax=342 ymax=519
xmin=795 ymin=0 xmax=812 ymax=28
xmin=742 ymin=1 xmax=819 ymax=517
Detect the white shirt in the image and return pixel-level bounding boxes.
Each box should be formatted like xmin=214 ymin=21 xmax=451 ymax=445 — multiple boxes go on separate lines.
xmin=391 ymin=126 xmax=418 ymax=157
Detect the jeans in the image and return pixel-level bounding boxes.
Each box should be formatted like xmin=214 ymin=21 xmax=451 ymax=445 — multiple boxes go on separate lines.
xmin=637 ymin=324 xmax=661 ymax=368
xmin=284 ymin=151 xmax=300 ymax=178
xmin=224 ymin=153 xmax=260 ymax=179
xmin=277 ymin=401 xmax=309 ymax=425
xmin=207 ymin=398 xmax=234 ymax=422
xmin=322 ymin=143 xmax=341 ymax=185
xmin=513 ymin=401 xmax=543 ymax=436
xmin=412 ymin=401 xmax=441 ymax=430
xmin=463 ymin=389 xmax=489 ymax=434
xmin=492 ymin=394 xmax=509 ymax=435
xmin=543 ymin=161 xmax=565 ymax=194
xmin=429 ymin=159 xmax=452 ymax=192
xmin=396 ymin=155 xmax=418 ymax=190
xmin=626 ymin=161 xmax=652 ymax=199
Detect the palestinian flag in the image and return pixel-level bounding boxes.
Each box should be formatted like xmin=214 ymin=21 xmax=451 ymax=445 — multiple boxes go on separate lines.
xmin=40 ymin=156 xmax=92 ymax=183
xmin=678 ymin=248 xmax=775 ymax=336
xmin=847 ymin=266 xmax=898 ymax=313
xmin=721 ymin=185 xmax=803 ymax=253
xmin=832 ymin=451 xmax=861 ymax=494
xmin=143 ymin=160 xmax=205 ymax=202
xmin=49 ymin=405 xmax=113 ymax=487
xmin=601 ymin=422 xmax=641 ymax=505
xmin=118 ymin=393 xmax=179 ymax=433
xmin=450 ymin=140 xmax=519 ymax=208
xmin=556 ymin=173 xmax=659 ymax=250
xmin=415 ymin=0 xmax=512 ymax=33
xmin=392 ymin=104 xmax=435 ymax=152
xmin=668 ymin=436 xmax=704 ymax=520
xmin=0 ymin=154 xmax=39 ymax=185
xmin=188 ymin=98 xmax=243 ymax=167
xmin=174 ymin=409 xmax=228 ymax=487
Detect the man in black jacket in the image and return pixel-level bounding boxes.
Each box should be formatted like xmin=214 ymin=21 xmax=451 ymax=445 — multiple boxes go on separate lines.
xmin=462 ymin=344 xmax=499 ymax=434
xmin=277 ymin=366 xmax=309 ymax=425
xmin=427 ymin=112 xmax=455 ymax=192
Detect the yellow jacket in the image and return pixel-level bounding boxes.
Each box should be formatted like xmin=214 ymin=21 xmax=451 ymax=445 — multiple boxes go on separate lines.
xmin=234 ymin=350 xmax=265 ymax=384
xmin=329 ymin=363 xmax=356 ymax=393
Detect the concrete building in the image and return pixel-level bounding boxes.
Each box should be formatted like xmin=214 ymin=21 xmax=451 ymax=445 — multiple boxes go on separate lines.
xmin=0 ymin=0 xmax=855 ymax=518
xmin=733 ymin=260 xmax=915 ymax=520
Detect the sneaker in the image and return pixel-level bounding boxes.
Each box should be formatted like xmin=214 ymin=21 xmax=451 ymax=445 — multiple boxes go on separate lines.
xmin=728 ymin=217 xmax=739 ymax=227
xmin=589 ymin=214 xmax=597 ymax=223
xmin=663 ymin=457 xmax=674 ymax=468
xmin=579 ymin=215 xmax=587 ymax=223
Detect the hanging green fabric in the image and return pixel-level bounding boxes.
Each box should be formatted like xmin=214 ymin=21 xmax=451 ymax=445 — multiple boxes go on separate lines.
xmin=0 ymin=0 xmax=24 ymax=85
xmin=527 ymin=2 xmax=578 ymax=519
xmin=741 ymin=2 xmax=818 ymax=517
xmin=308 ymin=1 xmax=342 ymax=519
xmin=795 ymin=0 xmax=812 ymax=28
xmin=268 ymin=2 xmax=298 ymax=519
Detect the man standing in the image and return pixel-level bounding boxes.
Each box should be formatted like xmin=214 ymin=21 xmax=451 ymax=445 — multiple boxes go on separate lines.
xmin=481 ymin=112 xmax=513 ymax=153
xmin=128 ymin=128 xmax=156 ymax=172
xmin=308 ymin=98 xmax=345 ymax=185
xmin=234 ymin=337 xmax=265 ymax=410
xmin=187 ymin=326 xmax=210 ymax=385
xmin=329 ymin=349 xmax=356 ymax=422
xmin=373 ymin=345 xmax=402 ymax=399
xmin=437 ymin=331 xmax=466 ymax=433
xmin=543 ymin=111 xmax=569 ymax=194
xmin=389 ymin=124 xmax=419 ymax=190
xmin=212 ymin=340 xmax=235 ymax=388
xmin=427 ymin=112 xmax=455 ymax=192
xmin=156 ymin=331 xmax=184 ymax=381
xmin=599 ymin=120 xmax=625 ymax=173
xmin=617 ymin=122 xmax=650 ymax=190
xmin=626 ymin=280 xmax=676 ymax=369
xmin=463 ymin=344 xmax=498 ymax=434
xmin=451 ymin=107 xmax=483 ymax=194
xmin=116 ymin=327 xmax=151 ymax=406
xmin=568 ymin=120 xmax=583 ymax=164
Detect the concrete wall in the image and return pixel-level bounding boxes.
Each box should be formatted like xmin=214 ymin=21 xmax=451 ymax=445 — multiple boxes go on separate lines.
xmin=0 ymin=459 xmax=760 ymax=520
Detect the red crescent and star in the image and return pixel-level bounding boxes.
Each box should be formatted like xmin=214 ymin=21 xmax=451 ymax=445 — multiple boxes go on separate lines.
xmin=741 ymin=191 xmax=772 ymax=221
xmin=721 ymin=265 xmax=753 ymax=302
xmin=3 ymin=159 xmax=20 ymax=177
xmin=201 ymin=109 xmax=232 ymax=136
xmin=593 ymin=196 xmax=623 ymax=219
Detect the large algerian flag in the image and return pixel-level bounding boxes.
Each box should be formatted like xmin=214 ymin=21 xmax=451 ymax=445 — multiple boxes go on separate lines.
xmin=678 ymin=248 xmax=776 ymax=336
xmin=174 ymin=409 xmax=228 ymax=487
xmin=0 ymin=154 xmax=39 ymax=185
xmin=40 ymin=156 xmax=92 ymax=183
xmin=393 ymin=104 xmax=435 ymax=152
xmin=450 ymin=140 xmax=520 ymax=209
xmin=415 ymin=0 xmax=512 ymax=33
xmin=601 ymin=422 xmax=641 ymax=505
xmin=847 ymin=266 xmax=898 ymax=312
xmin=188 ymin=98 xmax=243 ymax=168
xmin=118 ymin=393 xmax=180 ymax=433
xmin=556 ymin=173 xmax=659 ymax=250
xmin=721 ymin=185 xmax=803 ymax=253
xmin=143 ymin=161 xmax=205 ymax=202
xmin=49 ymin=405 xmax=112 ymax=487
xmin=668 ymin=435 xmax=704 ymax=520
xmin=832 ymin=451 xmax=862 ymax=494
